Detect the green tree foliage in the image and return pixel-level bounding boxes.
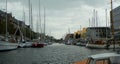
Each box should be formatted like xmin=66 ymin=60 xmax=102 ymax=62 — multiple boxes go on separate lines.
xmin=0 ymin=21 xmax=6 ymax=34
xmin=0 ymin=20 xmax=38 ymax=39
xmin=7 ymin=21 xmax=16 ymax=34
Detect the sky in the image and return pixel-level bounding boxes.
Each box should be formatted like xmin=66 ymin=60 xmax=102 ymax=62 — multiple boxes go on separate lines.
xmin=0 ymin=0 xmax=120 ymax=39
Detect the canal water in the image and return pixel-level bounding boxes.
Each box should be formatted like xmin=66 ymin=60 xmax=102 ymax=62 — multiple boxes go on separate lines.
xmin=0 ymin=43 xmax=111 ymax=64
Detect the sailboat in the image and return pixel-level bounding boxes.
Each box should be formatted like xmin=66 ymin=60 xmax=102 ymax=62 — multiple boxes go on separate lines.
xmin=0 ymin=0 xmax=18 ymax=51
xmin=32 ymin=0 xmax=44 ymax=48
xmin=86 ymin=10 xmax=107 ymax=49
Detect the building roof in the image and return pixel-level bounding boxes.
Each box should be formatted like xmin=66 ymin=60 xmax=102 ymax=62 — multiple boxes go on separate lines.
xmin=89 ymin=52 xmax=120 ymax=60
xmin=112 ymin=5 xmax=120 ymax=12
xmin=87 ymin=27 xmax=110 ymax=30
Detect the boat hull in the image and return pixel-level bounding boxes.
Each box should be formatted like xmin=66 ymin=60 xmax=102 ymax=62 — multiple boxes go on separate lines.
xmin=32 ymin=43 xmax=44 ymax=48
xmin=86 ymin=43 xmax=106 ymax=49
xmin=0 ymin=41 xmax=18 ymax=51
xmin=86 ymin=43 xmax=120 ymax=49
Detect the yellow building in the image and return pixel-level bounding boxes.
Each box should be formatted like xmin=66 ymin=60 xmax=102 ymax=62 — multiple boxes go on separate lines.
xmin=74 ymin=28 xmax=87 ymax=39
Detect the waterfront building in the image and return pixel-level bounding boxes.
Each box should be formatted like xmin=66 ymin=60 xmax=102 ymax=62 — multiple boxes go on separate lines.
xmin=112 ymin=5 xmax=120 ymax=33
xmin=86 ymin=27 xmax=110 ymax=42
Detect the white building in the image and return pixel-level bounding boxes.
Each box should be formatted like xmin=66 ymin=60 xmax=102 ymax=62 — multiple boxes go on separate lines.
xmin=86 ymin=27 xmax=110 ymax=41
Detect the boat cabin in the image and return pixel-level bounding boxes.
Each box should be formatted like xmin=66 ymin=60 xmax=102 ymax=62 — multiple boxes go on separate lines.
xmin=73 ymin=52 xmax=120 ymax=64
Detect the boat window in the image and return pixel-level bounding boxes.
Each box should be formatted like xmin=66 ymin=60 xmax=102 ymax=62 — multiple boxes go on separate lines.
xmin=95 ymin=59 xmax=110 ymax=64
xmin=110 ymin=56 xmax=120 ymax=64
xmin=89 ymin=59 xmax=95 ymax=64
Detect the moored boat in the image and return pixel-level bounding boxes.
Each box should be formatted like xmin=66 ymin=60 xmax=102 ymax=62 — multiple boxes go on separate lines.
xmin=86 ymin=41 xmax=120 ymax=49
xmin=32 ymin=42 xmax=44 ymax=48
xmin=0 ymin=41 xmax=18 ymax=51
xmin=86 ymin=40 xmax=107 ymax=49
xmin=86 ymin=43 xmax=106 ymax=49
xmin=18 ymin=41 xmax=32 ymax=48
xmin=73 ymin=52 xmax=120 ymax=64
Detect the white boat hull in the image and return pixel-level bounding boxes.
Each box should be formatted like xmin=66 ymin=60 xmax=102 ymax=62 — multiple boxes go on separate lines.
xmin=0 ymin=41 xmax=18 ymax=51
xmin=86 ymin=44 xmax=106 ymax=49
xmin=86 ymin=43 xmax=120 ymax=49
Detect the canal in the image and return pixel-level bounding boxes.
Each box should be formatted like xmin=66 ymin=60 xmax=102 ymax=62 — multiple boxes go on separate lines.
xmin=0 ymin=43 xmax=111 ymax=64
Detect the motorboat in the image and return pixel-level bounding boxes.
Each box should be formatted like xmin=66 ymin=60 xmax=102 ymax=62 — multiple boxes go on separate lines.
xmin=18 ymin=41 xmax=32 ymax=48
xmin=73 ymin=52 xmax=120 ymax=64
xmin=65 ymin=39 xmax=73 ymax=45
xmin=76 ymin=40 xmax=87 ymax=46
xmin=86 ymin=42 xmax=120 ymax=49
xmin=86 ymin=43 xmax=106 ymax=49
xmin=86 ymin=40 xmax=107 ymax=49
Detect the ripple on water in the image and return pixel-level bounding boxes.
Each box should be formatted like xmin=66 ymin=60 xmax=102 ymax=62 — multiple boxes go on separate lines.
xmin=0 ymin=44 xmax=110 ymax=64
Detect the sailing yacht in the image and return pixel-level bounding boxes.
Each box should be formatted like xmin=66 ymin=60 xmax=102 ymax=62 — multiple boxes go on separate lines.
xmin=0 ymin=0 xmax=18 ymax=51
xmin=30 ymin=0 xmax=45 ymax=48
xmin=0 ymin=41 xmax=18 ymax=51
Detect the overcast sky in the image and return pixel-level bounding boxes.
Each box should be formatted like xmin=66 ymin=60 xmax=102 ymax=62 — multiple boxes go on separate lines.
xmin=0 ymin=0 xmax=120 ymax=39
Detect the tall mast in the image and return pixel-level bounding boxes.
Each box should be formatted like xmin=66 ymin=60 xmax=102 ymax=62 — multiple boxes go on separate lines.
xmin=28 ymin=0 xmax=31 ymax=40
xmin=92 ymin=9 xmax=95 ymax=40
xmin=110 ymin=0 xmax=115 ymax=51
xmin=23 ymin=6 xmax=26 ymax=40
xmin=106 ymin=9 xmax=108 ymax=27
xmin=44 ymin=7 xmax=46 ymax=42
xmin=68 ymin=28 xmax=70 ymax=34
xmin=36 ymin=13 xmax=39 ymax=39
xmin=89 ymin=18 xmax=91 ymax=27
xmin=96 ymin=11 xmax=98 ymax=27
xmin=5 ymin=0 xmax=8 ymax=41
xmin=36 ymin=13 xmax=39 ymax=33
xmin=105 ymin=9 xmax=107 ymax=40
xmin=93 ymin=9 xmax=95 ymax=27
xmin=80 ymin=25 xmax=81 ymax=30
xmin=39 ymin=0 xmax=42 ymax=41
xmin=30 ymin=3 xmax=33 ymax=39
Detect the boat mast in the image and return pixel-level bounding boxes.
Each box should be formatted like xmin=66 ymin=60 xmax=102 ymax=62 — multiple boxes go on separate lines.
xmin=44 ymin=7 xmax=46 ymax=42
xmin=96 ymin=10 xmax=99 ymax=40
xmin=5 ymin=0 xmax=8 ymax=41
xmin=110 ymin=0 xmax=115 ymax=51
xmin=22 ymin=6 xmax=26 ymax=41
xmin=28 ymin=0 xmax=31 ymax=40
xmin=68 ymin=28 xmax=70 ymax=34
xmin=96 ymin=11 xmax=98 ymax=27
xmin=30 ymin=3 xmax=33 ymax=40
xmin=105 ymin=9 xmax=107 ymax=41
xmin=93 ymin=9 xmax=95 ymax=41
xmin=89 ymin=18 xmax=91 ymax=27
xmin=39 ymin=0 xmax=42 ymax=42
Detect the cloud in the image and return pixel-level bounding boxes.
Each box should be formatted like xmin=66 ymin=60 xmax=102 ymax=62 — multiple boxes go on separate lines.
xmin=0 ymin=0 xmax=120 ymax=39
